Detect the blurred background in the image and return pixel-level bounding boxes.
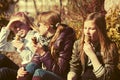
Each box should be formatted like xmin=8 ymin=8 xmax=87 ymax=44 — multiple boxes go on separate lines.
xmin=0 ymin=0 xmax=120 ymax=68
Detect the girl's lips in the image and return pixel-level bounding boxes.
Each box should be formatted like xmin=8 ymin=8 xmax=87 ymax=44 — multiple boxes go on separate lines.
xmin=85 ymin=35 xmax=91 ymax=43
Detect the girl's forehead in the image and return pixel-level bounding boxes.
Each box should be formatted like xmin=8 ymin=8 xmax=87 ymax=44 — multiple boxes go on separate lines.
xmin=84 ymin=20 xmax=94 ymax=23
xmin=84 ymin=20 xmax=95 ymax=26
xmin=14 ymin=21 xmax=23 ymax=25
xmin=14 ymin=21 xmax=26 ymax=27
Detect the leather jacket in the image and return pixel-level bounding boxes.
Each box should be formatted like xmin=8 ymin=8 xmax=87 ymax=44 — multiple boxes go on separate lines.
xmin=69 ymin=39 xmax=119 ymax=80
xmin=32 ymin=25 xmax=76 ymax=79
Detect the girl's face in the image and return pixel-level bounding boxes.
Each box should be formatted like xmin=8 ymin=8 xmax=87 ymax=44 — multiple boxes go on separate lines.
xmin=37 ymin=22 xmax=49 ymax=36
xmin=84 ymin=20 xmax=99 ymax=43
xmin=11 ymin=21 xmax=30 ymax=38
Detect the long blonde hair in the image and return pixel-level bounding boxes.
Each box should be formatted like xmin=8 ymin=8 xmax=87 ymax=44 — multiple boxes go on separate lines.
xmin=80 ymin=12 xmax=111 ymax=65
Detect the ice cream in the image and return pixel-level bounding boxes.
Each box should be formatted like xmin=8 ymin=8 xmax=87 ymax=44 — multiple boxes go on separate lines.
xmin=15 ymin=34 xmax=21 ymax=41
xmin=32 ymin=37 xmax=38 ymax=45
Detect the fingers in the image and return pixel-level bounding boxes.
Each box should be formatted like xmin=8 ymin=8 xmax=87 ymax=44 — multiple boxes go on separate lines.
xmin=17 ymin=67 xmax=28 ymax=78
xmin=31 ymin=37 xmax=42 ymax=48
xmin=32 ymin=37 xmax=38 ymax=45
xmin=12 ymin=39 xmax=24 ymax=50
xmin=84 ymin=35 xmax=91 ymax=43
xmin=14 ymin=34 xmax=21 ymax=41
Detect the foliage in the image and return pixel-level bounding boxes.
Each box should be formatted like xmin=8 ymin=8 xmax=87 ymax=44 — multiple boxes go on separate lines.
xmin=0 ymin=0 xmax=18 ymax=41
xmin=0 ymin=0 xmax=18 ymax=27
xmin=106 ymin=8 xmax=120 ymax=54
xmin=65 ymin=0 xmax=106 ymax=39
xmin=67 ymin=20 xmax=83 ymax=39
xmin=106 ymin=7 xmax=120 ymax=69
xmin=67 ymin=0 xmax=105 ymax=21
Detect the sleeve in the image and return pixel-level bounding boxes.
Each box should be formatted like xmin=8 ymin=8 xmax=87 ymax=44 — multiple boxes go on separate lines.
xmin=68 ymin=40 xmax=82 ymax=80
xmin=17 ymin=32 xmax=36 ymax=65
xmin=39 ymin=27 xmax=76 ymax=77
xmin=93 ymin=42 xmax=119 ymax=80
xmin=67 ymin=71 xmax=78 ymax=80
xmin=69 ymin=40 xmax=82 ymax=74
xmin=0 ymin=27 xmax=16 ymax=52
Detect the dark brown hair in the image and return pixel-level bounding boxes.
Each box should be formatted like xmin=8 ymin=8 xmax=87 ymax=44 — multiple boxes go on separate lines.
xmin=37 ymin=11 xmax=64 ymax=60
xmin=11 ymin=12 xmax=33 ymax=30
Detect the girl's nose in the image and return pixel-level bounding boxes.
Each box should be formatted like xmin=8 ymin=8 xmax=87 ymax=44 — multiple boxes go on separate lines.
xmin=86 ymin=29 xmax=90 ymax=34
xmin=16 ymin=27 xmax=20 ymax=31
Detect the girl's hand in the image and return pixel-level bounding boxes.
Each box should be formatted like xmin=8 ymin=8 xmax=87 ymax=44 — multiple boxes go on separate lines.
xmin=83 ymin=42 xmax=95 ymax=58
xmin=17 ymin=67 xmax=28 ymax=78
xmin=6 ymin=16 xmax=24 ymax=30
xmin=84 ymin=35 xmax=96 ymax=58
xmin=33 ymin=43 xmax=45 ymax=56
xmin=12 ymin=39 xmax=24 ymax=51
xmin=31 ymin=37 xmax=45 ymax=56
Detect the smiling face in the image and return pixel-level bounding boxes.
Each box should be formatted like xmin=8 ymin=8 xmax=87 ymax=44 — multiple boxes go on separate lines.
xmin=11 ymin=21 xmax=30 ymax=38
xmin=84 ymin=20 xmax=99 ymax=43
xmin=9 ymin=12 xmax=32 ymax=38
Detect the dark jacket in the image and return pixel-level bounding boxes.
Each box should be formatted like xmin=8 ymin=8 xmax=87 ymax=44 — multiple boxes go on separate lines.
xmin=69 ymin=39 xmax=119 ymax=80
xmin=32 ymin=25 xmax=76 ymax=79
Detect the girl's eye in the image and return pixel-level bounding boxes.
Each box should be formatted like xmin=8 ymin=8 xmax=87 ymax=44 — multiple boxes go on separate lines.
xmin=84 ymin=27 xmax=87 ymax=29
xmin=13 ymin=25 xmax=18 ymax=30
xmin=91 ymin=27 xmax=96 ymax=30
xmin=14 ymin=26 xmax=17 ymax=30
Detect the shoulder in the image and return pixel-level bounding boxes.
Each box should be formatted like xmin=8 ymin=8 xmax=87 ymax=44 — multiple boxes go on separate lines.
xmin=59 ymin=24 xmax=76 ymax=39
xmin=25 ymin=30 xmax=37 ymax=39
xmin=62 ymin=24 xmax=75 ymax=34
xmin=27 ymin=30 xmax=37 ymax=36
xmin=29 ymin=30 xmax=37 ymax=34
xmin=73 ymin=39 xmax=81 ymax=49
xmin=74 ymin=39 xmax=81 ymax=44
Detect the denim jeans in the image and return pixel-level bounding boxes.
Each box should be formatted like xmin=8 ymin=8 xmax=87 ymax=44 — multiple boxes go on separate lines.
xmin=25 ymin=62 xmax=41 ymax=74
xmin=25 ymin=62 xmax=62 ymax=80
xmin=0 ymin=53 xmax=19 ymax=80
xmin=33 ymin=69 xmax=62 ymax=80
xmin=18 ymin=62 xmax=41 ymax=80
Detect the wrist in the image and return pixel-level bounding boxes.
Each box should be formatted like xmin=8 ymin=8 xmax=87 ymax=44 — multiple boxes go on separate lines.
xmin=6 ymin=25 xmax=10 ymax=30
xmin=88 ymin=52 xmax=96 ymax=59
xmin=6 ymin=22 xmax=12 ymax=30
xmin=18 ymin=44 xmax=24 ymax=51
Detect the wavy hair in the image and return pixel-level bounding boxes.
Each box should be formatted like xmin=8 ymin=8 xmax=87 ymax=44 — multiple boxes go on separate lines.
xmin=79 ymin=12 xmax=114 ymax=65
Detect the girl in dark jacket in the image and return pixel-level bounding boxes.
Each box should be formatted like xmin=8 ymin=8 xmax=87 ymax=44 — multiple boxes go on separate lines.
xmin=17 ymin=11 xmax=76 ymax=80
xmin=67 ymin=12 xmax=119 ymax=80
